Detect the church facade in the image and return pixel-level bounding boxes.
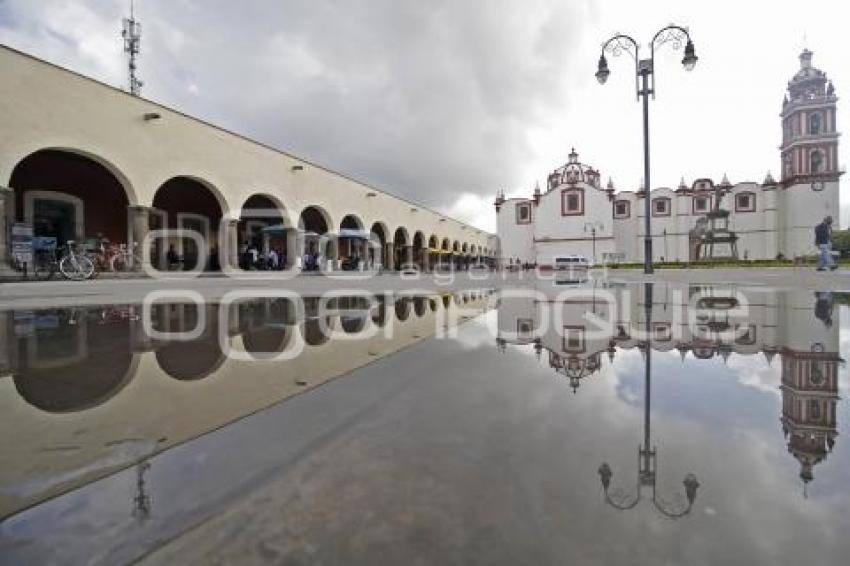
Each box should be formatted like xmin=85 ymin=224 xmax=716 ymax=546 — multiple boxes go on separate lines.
xmin=495 ymin=50 xmax=841 ymax=266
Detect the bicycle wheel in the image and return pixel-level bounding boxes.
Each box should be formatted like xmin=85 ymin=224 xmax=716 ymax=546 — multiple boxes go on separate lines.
xmin=110 ymin=253 xmax=138 ymax=272
xmin=33 ymin=255 xmax=56 ymax=281
xmin=60 ymin=254 xmax=96 ymax=280
xmin=110 ymin=254 xmax=125 ymax=272
xmin=87 ymin=254 xmax=102 ymax=279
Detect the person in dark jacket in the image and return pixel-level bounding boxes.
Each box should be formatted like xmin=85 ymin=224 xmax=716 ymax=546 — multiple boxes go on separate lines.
xmin=815 ymin=216 xmax=836 ymax=271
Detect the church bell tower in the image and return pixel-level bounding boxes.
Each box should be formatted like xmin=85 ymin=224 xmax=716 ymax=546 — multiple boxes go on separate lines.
xmin=779 ymin=49 xmax=841 ymax=257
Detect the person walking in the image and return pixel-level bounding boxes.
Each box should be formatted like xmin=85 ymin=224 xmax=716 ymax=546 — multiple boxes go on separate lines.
xmin=815 ymin=216 xmax=837 ymax=271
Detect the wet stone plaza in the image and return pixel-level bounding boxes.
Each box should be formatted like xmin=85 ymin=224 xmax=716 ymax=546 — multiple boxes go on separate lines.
xmin=0 ymin=278 xmax=848 ymax=565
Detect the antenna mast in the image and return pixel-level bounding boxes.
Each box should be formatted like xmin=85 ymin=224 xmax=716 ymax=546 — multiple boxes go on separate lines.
xmin=122 ymin=0 xmax=143 ymax=96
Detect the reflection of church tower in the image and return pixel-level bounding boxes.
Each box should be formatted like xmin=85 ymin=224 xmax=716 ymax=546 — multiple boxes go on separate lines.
xmin=780 ymin=347 xmax=840 ymax=487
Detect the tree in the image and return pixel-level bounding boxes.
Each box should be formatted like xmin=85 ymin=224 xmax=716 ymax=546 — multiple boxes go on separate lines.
xmin=832 ymin=229 xmax=850 ymax=257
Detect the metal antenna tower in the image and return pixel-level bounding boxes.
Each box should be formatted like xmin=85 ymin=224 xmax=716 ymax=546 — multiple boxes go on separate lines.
xmin=122 ymin=0 xmax=143 ymax=95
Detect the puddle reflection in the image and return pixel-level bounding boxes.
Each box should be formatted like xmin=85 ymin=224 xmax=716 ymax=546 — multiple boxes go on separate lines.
xmin=497 ymin=282 xmax=843 ymax=504
xmin=0 ymin=282 xmax=847 ymax=564
xmin=0 ymin=290 xmax=494 ymax=519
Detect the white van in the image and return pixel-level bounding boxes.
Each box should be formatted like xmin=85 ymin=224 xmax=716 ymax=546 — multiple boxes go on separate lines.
xmin=553 ymin=255 xmax=590 ymax=270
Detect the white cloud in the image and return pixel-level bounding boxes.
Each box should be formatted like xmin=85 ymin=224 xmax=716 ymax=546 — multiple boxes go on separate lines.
xmin=437 ymin=192 xmax=496 ymax=233
xmin=0 ymin=0 xmax=846 ymax=229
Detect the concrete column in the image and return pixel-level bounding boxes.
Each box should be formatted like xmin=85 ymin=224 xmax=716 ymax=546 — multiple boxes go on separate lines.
xmin=129 ymin=305 xmax=154 ymax=352
xmin=405 ymin=245 xmax=413 ymax=266
xmin=127 ymin=205 xmax=151 ymax=270
xmin=227 ymin=302 xmax=241 ymax=336
xmin=325 ymin=237 xmax=338 ymax=271
xmin=0 ymin=188 xmax=12 ymax=268
xmin=226 ymin=219 xmax=239 ymax=270
xmin=0 ymin=310 xmax=11 ymax=375
xmin=286 ymin=229 xmax=298 ymax=269
xmin=385 ymin=242 xmax=395 ymax=270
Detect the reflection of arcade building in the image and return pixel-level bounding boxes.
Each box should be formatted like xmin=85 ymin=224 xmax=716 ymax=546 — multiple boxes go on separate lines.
xmin=0 ymin=291 xmax=494 ymax=518
xmin=496 ymin=286 xmax=842 ymax=484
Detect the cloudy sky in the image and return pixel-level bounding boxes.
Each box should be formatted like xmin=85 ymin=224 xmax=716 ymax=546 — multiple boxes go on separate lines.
xmin=0 ymin=0 xmax=846 ymax=231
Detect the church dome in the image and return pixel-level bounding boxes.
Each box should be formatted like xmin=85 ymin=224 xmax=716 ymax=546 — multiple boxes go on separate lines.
xmin=546 ymin=148 xmax=602 ymax=191
xmin=787 ymin=49 xmax=832 ymax=102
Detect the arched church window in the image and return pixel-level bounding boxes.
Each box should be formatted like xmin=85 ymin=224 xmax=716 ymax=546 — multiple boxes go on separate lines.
xmin=809 ymin=113 xmax=821 ymax=135
xmin=808 ymin=399 xmax=822 ymax=422
xmin=810 ymin=150 xmax=823 ymax=173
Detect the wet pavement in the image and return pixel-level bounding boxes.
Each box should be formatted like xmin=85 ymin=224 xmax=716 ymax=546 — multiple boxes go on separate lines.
xmin=0 ymin=280 xmax=848 ymax=565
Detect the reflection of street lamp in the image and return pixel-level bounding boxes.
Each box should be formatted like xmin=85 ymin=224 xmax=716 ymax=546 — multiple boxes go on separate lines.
xmin=596 ymin=25 xmax=698 ymax=274
xmin=597 ymin=283 xmax=700 ymax=518
xmin=584 ymin=221 xmax=603 ymax=264
xmin=132 ymin=460 xmax=152 ymax=521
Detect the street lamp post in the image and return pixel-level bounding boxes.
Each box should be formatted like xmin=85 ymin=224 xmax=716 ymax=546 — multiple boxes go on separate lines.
xmin=596 ymin=25 xmax=698 ymax=274
xmin=584 ymin=221 xmax=603 ymax=265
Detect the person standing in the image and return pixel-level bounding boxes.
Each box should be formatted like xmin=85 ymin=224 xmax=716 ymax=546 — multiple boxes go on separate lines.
xmin=815 ymin=216 xmax=837 ymax=271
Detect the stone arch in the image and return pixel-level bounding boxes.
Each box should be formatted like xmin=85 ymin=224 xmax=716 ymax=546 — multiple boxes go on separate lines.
xmin=12 ymin=310 xmax=139 ymax=413
xmin=370 ymin=221 xmax=389 ymax=269
xmin=412 ymin=231 xmax=426 ymax=270
xmin=152 ymin=176 xmax=227 ymax=271
xmin=237 ymin=193 xmax=293 ymax=269
xmin=8 ymin=149 xmax=137 ymax=248
xmin=339 ymin=214 xmax=368 ymax=271
xmin=413 ymin=296 xmax=427 ymax=317
xmin=299 ymin=205 xmax=335 ymax=270
xmin=241 ymin=326 xmax=293 ymax=358
xmin=394 ymin=297 xmax=412 ymax=322
xmin=393 ymin=227 xmax=410 ymax=270
xmin=426 ymin=234 xmax=440 ymax=271
xmin=236 ymin=298 xmax=296 ymax=357
xmin=371 ymin=295 xmax=388 ymax=328
xmin=340 ymin=214 xmax=365 ymax=231
xmin=155 ymin=304 xmax=226 ymax=380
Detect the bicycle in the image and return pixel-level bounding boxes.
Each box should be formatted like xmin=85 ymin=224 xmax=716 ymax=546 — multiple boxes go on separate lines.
xmin=58 ymin=241 xmax=96 ymax=280
xmin=32 ymin=248 xmax=59 ymax=280
xmin=110 ymin=243 xmax=144 ymax=272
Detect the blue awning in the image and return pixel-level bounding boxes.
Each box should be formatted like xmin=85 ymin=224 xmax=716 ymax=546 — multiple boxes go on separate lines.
xmin=338 ymin=229 xmax=370 ymax=239
xmin=261 ymin=224 xmax=288 ymax=234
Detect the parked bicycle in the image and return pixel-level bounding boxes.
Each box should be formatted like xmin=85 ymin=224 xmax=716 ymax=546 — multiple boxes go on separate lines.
xmin=33 ymin=241 xmax=96 ymax=281
xmin=110 ymin=242 xmax=144 ymax=272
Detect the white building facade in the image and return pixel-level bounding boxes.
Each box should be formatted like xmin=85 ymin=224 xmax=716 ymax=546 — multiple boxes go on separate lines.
xmin=0 ymin=46 xmax=495 ymax=274
xmin=496 ymin=50 xmax=841 ymax=266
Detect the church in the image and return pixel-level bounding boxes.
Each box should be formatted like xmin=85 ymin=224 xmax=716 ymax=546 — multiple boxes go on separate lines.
xmin=495 ymin=49 xmax=841 ymax=266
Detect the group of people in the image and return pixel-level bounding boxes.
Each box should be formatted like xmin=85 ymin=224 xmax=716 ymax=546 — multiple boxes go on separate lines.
xmin=302 ymin=250 xmax=322 ymax=271
xmin=240 ymin=242 xmax=286 ymax=271
xmin=302 ymin=251 xmax=363 ymax=272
